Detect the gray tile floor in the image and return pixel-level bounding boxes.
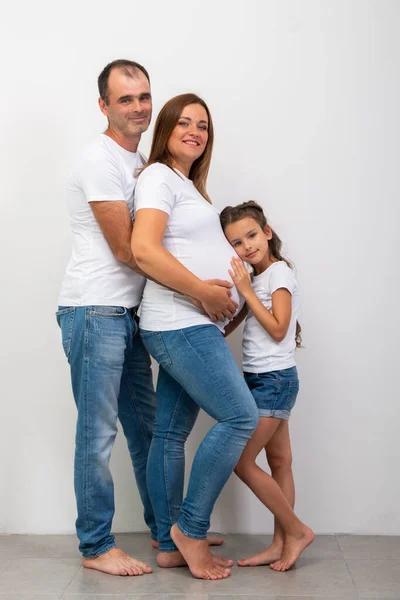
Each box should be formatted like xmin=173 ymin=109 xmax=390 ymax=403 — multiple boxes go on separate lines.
xmin=0 ymin=533 xmax=399 ymax=599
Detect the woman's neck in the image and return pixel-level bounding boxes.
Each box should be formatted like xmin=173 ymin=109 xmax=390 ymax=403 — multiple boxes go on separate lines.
xmin=170 ymin=158 xmax=192 ymax=178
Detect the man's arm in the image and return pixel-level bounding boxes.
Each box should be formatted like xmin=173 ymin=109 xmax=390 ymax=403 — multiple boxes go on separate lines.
xmin=90 ymin=200 xmax=147 ymax=275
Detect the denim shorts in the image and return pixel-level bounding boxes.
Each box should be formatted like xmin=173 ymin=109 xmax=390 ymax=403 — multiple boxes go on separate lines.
xmin=243 ymin=366 xmax=299 ymax=420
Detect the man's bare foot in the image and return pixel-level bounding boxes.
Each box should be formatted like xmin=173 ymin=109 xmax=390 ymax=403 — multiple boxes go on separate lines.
xmin=151 ymin=532 xmax=224 ymax=549
xmin=237 ymin=540 xmax=284 ymax=566
xmin=157 ymin=550 xmax=233 ymax=569
xmin=82 ymin=547 xmax=153 ymax=576
xmin=170 ymin=523 xmax=231 ymax=580
xmin=270 ymin=526 xmax=315 ymax=572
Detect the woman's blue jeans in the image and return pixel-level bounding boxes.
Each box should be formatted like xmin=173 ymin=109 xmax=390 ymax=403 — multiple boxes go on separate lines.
xmin=140 ymin=324 xmax=259 ymax=552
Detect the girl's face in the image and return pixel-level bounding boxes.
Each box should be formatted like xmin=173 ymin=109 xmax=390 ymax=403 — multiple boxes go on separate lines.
xmin=167 ymin=103 xmax=209 ymax=174
xmin=224 ymin=217 xmax=273 ymax=269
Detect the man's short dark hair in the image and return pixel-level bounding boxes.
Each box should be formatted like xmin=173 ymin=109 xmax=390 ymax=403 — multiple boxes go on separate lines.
xmin=98 ymin=59 xmax=150 ymax=104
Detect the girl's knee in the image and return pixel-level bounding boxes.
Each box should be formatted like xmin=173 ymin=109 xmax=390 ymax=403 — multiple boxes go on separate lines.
xmin=267 ymin=452 xmax=292 ymax=471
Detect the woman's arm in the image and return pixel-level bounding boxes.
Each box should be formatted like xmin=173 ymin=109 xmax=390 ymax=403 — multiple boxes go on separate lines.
xmin=131 ymin=208 xmax=238 ymax=321
xmin=229 ymin=258 xmax=291 ymax=342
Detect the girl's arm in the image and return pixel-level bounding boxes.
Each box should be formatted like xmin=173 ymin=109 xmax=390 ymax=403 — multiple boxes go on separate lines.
xmin=229 ymin=258 xmax=291 ymax=342
xmin=224 ymin=304 xmax=248 ymax=337
xmin=131 ymin=208 xmax=238 ymax=321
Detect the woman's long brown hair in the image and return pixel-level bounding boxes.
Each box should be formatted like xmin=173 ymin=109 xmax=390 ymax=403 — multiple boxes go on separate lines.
xmin=138 ymin=93 xmax=214 ymax=203
xmin=220 ymin=201 xmax=302 ymax=348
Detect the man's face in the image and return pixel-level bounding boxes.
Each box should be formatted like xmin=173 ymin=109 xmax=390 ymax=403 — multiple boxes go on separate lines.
xmin=99 ymin=68 xmax=152 ymax=137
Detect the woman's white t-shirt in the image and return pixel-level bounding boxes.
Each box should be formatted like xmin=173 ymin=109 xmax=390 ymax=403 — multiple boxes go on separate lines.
xmin=242 ymin=261 xmax=300 ymax=373
xmin=134 ymin=163 xmax=243 ymax=332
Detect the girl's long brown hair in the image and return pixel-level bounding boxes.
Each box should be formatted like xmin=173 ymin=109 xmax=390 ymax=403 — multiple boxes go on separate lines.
xmin=138 ymin=93 xmax=214 ymax=203
xmin=220 ymin=201 xmax=302 ymax=348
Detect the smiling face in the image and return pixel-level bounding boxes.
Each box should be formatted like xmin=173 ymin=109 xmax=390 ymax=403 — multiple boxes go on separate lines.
xmin=167 ymin=103 xmax=209 ymax=176
xmin=98 ymin=68 xmax=152 ymax=141
xmin=224 ymin=217 xmax=274 ymax=273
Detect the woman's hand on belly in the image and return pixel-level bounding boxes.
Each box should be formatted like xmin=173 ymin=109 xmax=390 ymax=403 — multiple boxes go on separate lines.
xmin=197 ymin=280 xmax=239 ymax=322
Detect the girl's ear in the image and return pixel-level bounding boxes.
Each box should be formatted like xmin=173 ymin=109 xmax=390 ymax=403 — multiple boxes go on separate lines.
xmin=263 ymin=225 xmax=273 ymax=240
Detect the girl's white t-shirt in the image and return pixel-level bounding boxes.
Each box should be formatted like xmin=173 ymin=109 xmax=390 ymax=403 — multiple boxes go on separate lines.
xmin=242 ymin=261 xmax=300 ymax=373
xmin=134 ymin=163 xmax=243 ymax=331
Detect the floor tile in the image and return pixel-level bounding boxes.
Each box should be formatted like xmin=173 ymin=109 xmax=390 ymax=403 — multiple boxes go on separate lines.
xmin=209 ymin=597 xmax=357 ymax=600
xmin=62 ymin=591 xmax=208 ymax=600
xmin=347 ymin=559 xmax=400 ymax=598
xmin=0 ymin=558 xmax=81 ymax=595
xmin=0 ymin=534 xmax=79 ymax=558
xmin=212 ymin=534 xmax=342 ymax=561
xmin=63 ymin=557 xmax=208 ymax=596
xmin=0 ymin=596 xmax=61 ymax=600
xmin=0 ymin=533 xmax=156 ymax=560
xmin=338 ymin=535 xmax=400 ymax=559
xmin=203 ymin=558 xmax=357 ymax=597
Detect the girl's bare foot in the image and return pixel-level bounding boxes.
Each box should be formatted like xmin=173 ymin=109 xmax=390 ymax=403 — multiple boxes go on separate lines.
xmin=237 ymin=540 xmax=284 ymax=566
xmin=170 ymin=523 xmax=231 ymax=580
xmin=82 ymin=547 xmax=153 ymax=576
xmin=151 ymin=532 xmax=224 ymax=549
xmin=270 ymin=526 xmax=314 ymax=572
xmin=157 ymin=550 xmax=233 ymax=569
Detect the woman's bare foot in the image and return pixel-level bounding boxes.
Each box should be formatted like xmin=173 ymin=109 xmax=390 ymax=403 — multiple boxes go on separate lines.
xmin=82 ymin=547 xmax=153 ymax=576
xmin=270 ymin=526 xmax=314 ymax=572
xmin=151 ymin=532 xmax=224 ymax=549
xmin=237 ymin=539 xmax=284 ymax=566
xmin=170 ymin=523 xmax=231 ymax=580
xmin=157 ymin=550 xmax=233 ymax=569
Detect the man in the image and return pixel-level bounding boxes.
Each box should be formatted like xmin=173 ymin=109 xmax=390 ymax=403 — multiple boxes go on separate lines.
xmin=56 ymin=60 xmax=156 ymax=576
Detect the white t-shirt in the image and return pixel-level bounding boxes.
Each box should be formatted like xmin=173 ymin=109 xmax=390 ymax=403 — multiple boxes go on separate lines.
xmin=134 ymin=162 xmax=243 ymax=332
xmin=59 ymin=134 xmax=146 ymax=308
xmin=242 ymin=261 xmax=300 ymax=373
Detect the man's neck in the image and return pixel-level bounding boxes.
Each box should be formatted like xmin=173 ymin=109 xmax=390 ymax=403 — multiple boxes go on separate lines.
xmin=104 ymin=127 xmax=140 ymax=153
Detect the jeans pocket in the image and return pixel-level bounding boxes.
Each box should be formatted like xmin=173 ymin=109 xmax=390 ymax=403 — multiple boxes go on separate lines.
xmin=285 ymin=378 xmax=299 ymax=412
xmin=140 ymin=330 xmax=173 ymax=370
xmin=56 ymin=307 xmax=75 ymax=361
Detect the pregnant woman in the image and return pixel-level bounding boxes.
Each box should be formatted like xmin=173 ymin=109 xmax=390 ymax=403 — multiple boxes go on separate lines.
xmin=131 ymin=93 xmax=259 ymax=580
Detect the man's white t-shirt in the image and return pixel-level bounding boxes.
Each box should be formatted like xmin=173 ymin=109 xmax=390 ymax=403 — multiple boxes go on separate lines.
xmin=242 ymin=261 xmax=300 ymax=373
xmin=134 ymin=163 xmax=243 ymax=332
xmin=59 ymin=134 xmax=146 ymax=308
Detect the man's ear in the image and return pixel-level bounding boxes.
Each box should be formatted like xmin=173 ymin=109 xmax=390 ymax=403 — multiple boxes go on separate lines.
xmin=98 ymin=97 xmax=108 ymax=117
xmin=264 ymin=225 xmax=273 ymax=240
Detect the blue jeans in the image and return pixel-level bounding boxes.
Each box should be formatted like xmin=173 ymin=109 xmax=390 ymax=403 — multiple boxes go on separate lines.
xmin=140 ymin=324 xmax=259 ymax=552
xmin=56 ymin=305 xmax=157 ymax=558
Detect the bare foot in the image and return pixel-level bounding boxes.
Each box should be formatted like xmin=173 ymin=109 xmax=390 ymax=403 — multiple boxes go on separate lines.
xmin=170 ymin=523 xmax=231 ymax=580
xmin=237 ymin=540 xmax=284 ymax=566
xmin=151 ymin=532 xmax=224 ymax=549
xmin=82 ymin=547 xmax=153 ymax=576
xmin=157 ymin=550 xmax=233 ymax=569
xmin=270 ymin=526 xmax=315 ymax=572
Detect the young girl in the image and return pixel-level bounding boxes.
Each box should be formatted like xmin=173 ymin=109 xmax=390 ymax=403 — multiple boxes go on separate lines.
xmin=220 ymin=201 xmax=314 ymax=572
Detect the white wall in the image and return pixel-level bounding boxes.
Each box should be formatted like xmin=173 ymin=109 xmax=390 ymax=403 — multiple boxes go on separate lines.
xmin=1 ymin=0 xmax=399 ymax=536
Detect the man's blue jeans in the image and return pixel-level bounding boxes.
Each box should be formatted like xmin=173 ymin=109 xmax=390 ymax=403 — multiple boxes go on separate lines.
xmin=140 ymin=324 xmax=259 ymax=552
xmin=56 ymin=305 xmax=157 ymax=558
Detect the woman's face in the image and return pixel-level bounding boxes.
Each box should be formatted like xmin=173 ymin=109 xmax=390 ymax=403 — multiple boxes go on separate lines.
xmin=167 ymin=103 xmax=209 ymax=172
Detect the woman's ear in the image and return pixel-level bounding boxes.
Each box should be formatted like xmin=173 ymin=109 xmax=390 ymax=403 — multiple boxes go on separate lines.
xmin=263 ymin=225 xmax=273 ymax=240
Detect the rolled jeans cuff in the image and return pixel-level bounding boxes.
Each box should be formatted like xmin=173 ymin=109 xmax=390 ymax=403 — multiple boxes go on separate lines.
xmin=82 ymin=540 xmax=116 ymax=559
xmin=176 ymin=519 xmax=207 ymax=541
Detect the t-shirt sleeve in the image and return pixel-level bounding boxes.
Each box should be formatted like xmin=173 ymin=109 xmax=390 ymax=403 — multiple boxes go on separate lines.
xmin=74 ymin=151 xmax=125 ymax=203
xmin=269 ymin=263 xmax=297 ymax=295
xmin=134 ymin=167 xmax=175 ymax=216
